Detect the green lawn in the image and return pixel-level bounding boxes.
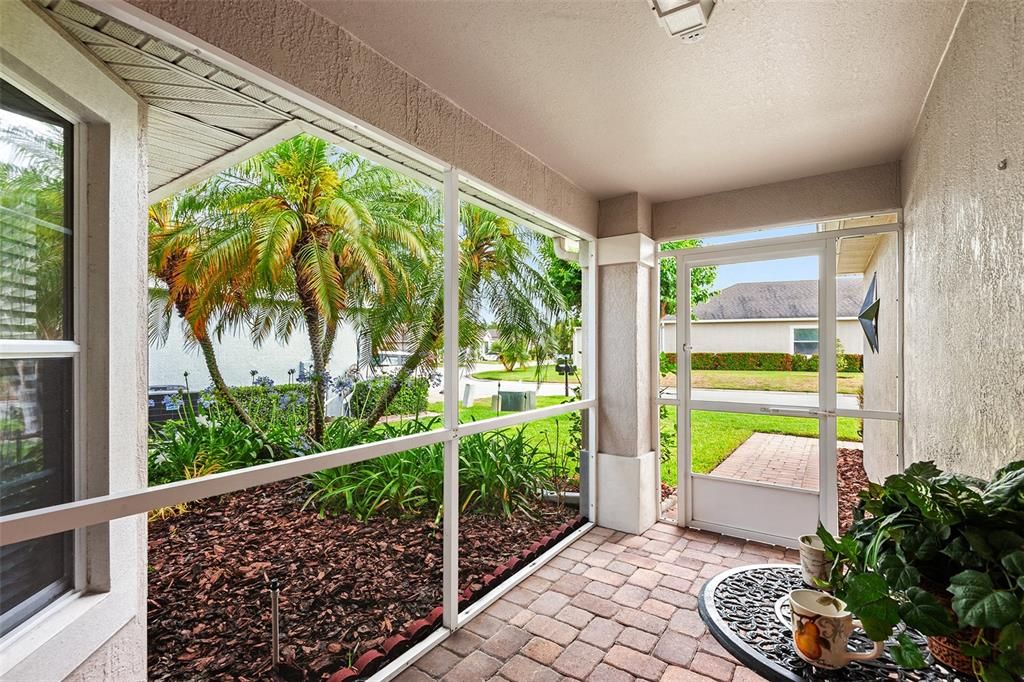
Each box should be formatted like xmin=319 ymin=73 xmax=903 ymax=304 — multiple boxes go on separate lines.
xmin=425 ymin=395 xmax=579 ymax=455
xmin=421 ymin=397 xmax=861 ymax=489
xmin=691 ymin=370 xmax=863 ymax=395
xmin=471 ymin=364 xmax=573 ymax=383
xmin=475 ymin=364 xmax=863 ymax=395
xmin=658 ymin=406 xmax=862 ymax=484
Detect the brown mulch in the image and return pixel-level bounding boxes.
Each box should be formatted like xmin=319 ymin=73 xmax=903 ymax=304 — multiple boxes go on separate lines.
xmin=660 ymin=482 xmax=676 ymax=501
xmin=148 ymin=481 xmax=576 ymax=681
xmin=837 ymin=447 xmax=870 ymax=534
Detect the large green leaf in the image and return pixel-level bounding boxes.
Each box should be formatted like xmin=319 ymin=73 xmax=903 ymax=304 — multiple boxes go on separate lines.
xmin=983 ymin=467 xmax=1024 ymax=507
xmin=1001 ymin=550 xmax=1024 ymax=576
xmin=878 ymin=553 xmax=920 ymax=591
xmin=942 ymin=536 xmax=984 ymax=569
xmin=948 ymin=570 xmax=1021 ymax=629
xmin=843 ymin=572 xmax=889 ymax=609
xmin=899 ymin=587 xmax=957 ymax=636
xmin=899 ymin=524 xmax=943 ymax=563
xmin=856 ymin=597 xmax=901 ymax=641
xmin=904 ymin=461 xmax=942 ymax=480
xmin=890 ymin=632 xmax=927 ymax=669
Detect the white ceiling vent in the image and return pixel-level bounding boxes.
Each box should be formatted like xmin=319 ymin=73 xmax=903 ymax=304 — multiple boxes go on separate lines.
xmin=650 ymin=0 xmax=716 ymax=42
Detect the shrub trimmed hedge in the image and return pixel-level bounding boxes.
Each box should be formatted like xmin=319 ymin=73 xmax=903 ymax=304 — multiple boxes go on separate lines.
xmin=664 ymin=352 xmax=863 ymax=372
xmin=349 ymin=376 xmax=429 ymax=418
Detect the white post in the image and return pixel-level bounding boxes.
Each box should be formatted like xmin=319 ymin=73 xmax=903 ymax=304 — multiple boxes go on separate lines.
xmin=820 ymin=240 xmax=839 ymax=535
xmin=442 ymin=167 xmax=460 ymax=628
xmin=580 ymin=239 xmax=598 ymax=521
xmin=677 ymin=257 xmax=691 ymax=527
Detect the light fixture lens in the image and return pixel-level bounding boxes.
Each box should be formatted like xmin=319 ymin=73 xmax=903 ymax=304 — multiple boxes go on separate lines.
xmin=653 ymin=0 xmax=689 ymax=11
xmin=661 ymin=4 xmax=707 ymax=35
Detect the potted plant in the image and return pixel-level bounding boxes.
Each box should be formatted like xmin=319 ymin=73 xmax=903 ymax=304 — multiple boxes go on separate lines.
xmin=816 ymin=460 xmax=1024 ymax=680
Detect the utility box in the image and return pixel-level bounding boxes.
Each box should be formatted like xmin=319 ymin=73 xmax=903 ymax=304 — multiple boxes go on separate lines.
xmin=491 ymin=390 xmax=536 ymax=412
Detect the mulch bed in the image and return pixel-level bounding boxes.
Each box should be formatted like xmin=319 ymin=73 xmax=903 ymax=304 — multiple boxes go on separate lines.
xmin=837 ymin=447 xmax=870 ymax=533
xmin=148 ymin=481 xmax=577 ymax=681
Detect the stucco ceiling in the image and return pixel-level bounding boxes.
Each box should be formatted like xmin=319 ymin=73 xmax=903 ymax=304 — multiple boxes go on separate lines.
xmin=301 ymin=0 xmax=962 ymax=203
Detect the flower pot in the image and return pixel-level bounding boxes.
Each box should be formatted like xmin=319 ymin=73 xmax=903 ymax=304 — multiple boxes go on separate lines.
xmin=926 ymin=631 xmax=980 ymax=675
xmin=923 ymin=584 xmax=988 ymax=675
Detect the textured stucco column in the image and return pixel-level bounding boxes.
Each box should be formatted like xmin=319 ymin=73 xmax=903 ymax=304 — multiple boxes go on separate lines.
xmin=595 ymin=194 xmax=659 ymax=534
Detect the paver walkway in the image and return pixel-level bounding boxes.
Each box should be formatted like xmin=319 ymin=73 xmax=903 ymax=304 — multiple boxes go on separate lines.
xmin=707 ymin=434 xmax=862 ymax=491
xmin=397 ymin=523 xmax=798 ymax=681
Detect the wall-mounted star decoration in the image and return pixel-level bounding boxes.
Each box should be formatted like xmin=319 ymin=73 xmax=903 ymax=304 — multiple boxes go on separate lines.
xmin=859 ymin=273 xmax=880 ymax=353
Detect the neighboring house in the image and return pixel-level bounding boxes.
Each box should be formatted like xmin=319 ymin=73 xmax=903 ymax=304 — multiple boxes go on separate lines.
xmin=660 ymin=277 xmax=865 ymax=355
xmin=149 ymin=317 xmax=359 ymax=388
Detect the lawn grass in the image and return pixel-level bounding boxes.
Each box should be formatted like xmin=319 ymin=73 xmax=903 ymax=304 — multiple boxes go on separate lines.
xmin=475 ymin=364 xmax=863 ymax=395
xmin=422 ymin=397 xmax=862 ymax=489
xmin=471 ymin=364 xmax=572 ymax=383
xmin=674 ymin=369 xmax=863 ymax=394
xmin=658 ymin=406 xmax=862 ymax=484
xmin=425 ymin=395 xmax=579 ymax=455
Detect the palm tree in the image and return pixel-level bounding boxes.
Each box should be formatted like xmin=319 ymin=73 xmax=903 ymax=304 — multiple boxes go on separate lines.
xmin=356 ymin=203 xmax=567 ymax=430
xmin=147 ymin=197 xmax=265 ymax=432
xmin=190 ymin=134 xmax=434 ymax=441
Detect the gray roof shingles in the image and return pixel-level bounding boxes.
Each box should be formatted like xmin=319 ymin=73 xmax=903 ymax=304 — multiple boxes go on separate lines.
xmin=689 ymin=278 xmax=863 ymax=320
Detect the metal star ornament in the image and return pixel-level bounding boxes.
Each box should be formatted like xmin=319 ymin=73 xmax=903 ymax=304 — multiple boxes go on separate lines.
xmin=859 ymin=273 xmax=880 ymax=353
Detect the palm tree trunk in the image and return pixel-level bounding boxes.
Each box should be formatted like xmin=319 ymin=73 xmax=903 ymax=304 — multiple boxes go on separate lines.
xmin=196 ymin=332 xmax=264 ymax=434
xmin=359 ymin=294 xmax=444 ymax=431
xmin=294 ymin=267 xmax=327 ymax=442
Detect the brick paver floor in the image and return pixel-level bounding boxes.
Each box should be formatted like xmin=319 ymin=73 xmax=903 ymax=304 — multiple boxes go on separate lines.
xmin=397 ymin=523 xmax=800 ymax=681
xmin=707 ymin=434 xmax=862 ymax=491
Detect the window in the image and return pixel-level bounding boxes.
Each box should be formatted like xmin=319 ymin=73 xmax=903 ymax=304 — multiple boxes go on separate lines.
xmin=0 ymin=79 xmax=76 ymax=637
xmin=792 ymin=327 xmax=819 ymax=355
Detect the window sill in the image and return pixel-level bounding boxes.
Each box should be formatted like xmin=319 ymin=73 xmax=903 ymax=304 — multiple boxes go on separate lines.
xmin=0 ymin=588 xmax=136 ymax=680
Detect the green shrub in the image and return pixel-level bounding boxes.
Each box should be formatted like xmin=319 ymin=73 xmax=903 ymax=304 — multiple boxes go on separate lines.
xmin=149 ymin=386 xmax=309 ymax=486
xmin=148 ymin=412 xmax=277 ymax=485
xmin=349 ymin=376 xmax=429 ymax=418
xmin=305 ymin=421 xmax=555 ymax=521
xmin=689 ymin=351 xmax=862 ymax=372
xmin=226 ymin=384 xmax=310 ymax=425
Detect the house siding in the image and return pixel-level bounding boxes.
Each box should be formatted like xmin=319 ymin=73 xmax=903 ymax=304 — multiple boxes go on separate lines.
xmin=661 ymin=319 xmax=863 ymax=356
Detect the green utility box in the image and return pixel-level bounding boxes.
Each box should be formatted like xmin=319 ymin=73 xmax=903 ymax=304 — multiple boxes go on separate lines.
xmin=491 ymin=390 xmax=537 ymax=412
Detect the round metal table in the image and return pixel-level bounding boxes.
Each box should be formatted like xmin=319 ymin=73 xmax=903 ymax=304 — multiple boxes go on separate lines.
xmin=697 ymin=564 xmax=971 ymax=681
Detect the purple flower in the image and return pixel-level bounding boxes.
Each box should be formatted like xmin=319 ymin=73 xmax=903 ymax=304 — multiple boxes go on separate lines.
xmin=162 ymin=394 xmax=182 ymax=411
xmin=254 ymin=375 xmax=274 ymax=388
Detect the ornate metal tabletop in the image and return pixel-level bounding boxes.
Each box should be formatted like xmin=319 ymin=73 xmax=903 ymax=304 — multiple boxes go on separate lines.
xmin=697 ymin=564 xmax=971 ymax=681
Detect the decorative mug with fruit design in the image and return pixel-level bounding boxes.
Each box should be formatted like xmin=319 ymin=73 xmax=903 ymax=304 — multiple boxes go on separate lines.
xmin=789 ymin=589 xmax=885 ymax=669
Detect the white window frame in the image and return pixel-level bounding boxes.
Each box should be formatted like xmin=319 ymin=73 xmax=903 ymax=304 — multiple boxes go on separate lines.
xmin=0 ymin=69 xmax=85 ymax=648
xmin=790 ymin=325 xmax=819 ymax=356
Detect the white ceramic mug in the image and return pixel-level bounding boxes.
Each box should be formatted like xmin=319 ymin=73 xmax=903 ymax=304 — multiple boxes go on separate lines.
xmin=789 ymin=589 xmax=884 ymax=670
xmin=798 ymin=534 xmax=828 ymax=587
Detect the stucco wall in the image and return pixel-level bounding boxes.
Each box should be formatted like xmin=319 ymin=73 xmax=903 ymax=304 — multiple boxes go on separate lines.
xmin=119 ymin=0 xmax=598 ymax=236
xmin=861 ymin=232 xmax=901 ymax=479
xmin=666 ymin=319 xmax=863 ymax=355
xmin=652 ymin=163 xmax=900 ymax=240
xmin=900 ymin=1 xmax=1024 ymax=478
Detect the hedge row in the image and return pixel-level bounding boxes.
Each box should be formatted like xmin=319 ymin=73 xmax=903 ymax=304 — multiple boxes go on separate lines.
xmin=349 ymin=376 xmax=429 ymax=418
xmin=663 ymin=352 xmax=863 ymax=372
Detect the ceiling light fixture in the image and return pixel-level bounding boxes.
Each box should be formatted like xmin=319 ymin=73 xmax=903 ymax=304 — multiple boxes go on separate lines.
xmin=650 ymin=0 xmax=716 ymax=43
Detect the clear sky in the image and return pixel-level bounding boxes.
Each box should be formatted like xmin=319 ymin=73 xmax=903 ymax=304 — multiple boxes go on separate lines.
xmin=702 ymin=224 xmax=819 ymax=290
